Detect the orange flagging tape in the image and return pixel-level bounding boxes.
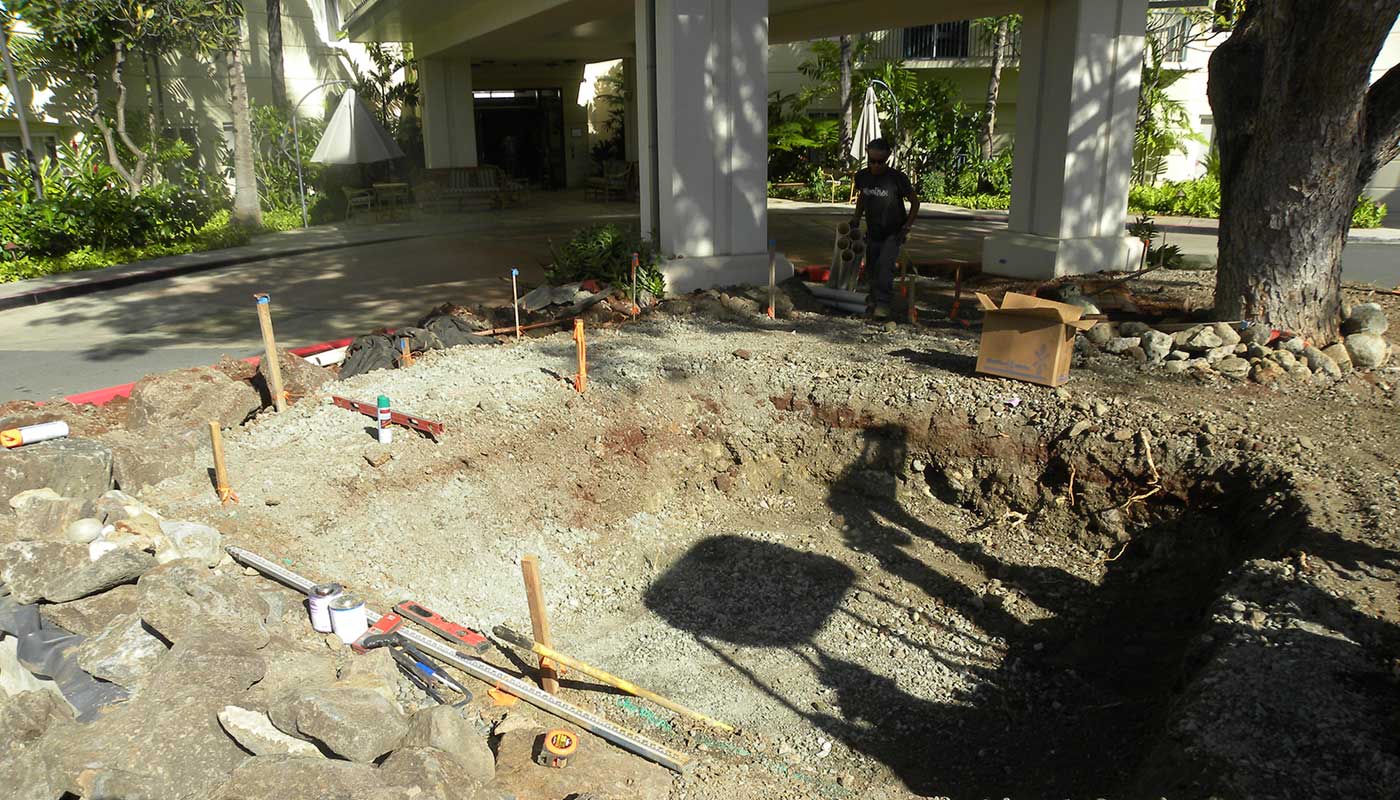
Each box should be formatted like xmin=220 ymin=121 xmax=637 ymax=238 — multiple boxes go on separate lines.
xmin=217 ymin=486 xmax=239 ymax=505
xmin=488 ymin=682 xmax=520 ymax=706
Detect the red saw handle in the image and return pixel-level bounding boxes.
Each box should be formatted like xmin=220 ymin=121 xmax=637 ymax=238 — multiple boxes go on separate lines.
xmin=394 ymin=601 xmax=491 ymax=654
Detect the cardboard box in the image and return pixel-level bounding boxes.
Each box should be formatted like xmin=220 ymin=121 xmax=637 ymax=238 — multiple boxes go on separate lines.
xmin=974 ymin=292 xmax=1098 ymax=386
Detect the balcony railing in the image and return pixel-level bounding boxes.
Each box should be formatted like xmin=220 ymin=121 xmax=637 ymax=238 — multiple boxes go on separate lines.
xmin=865 ymin=21 xmax=1022 ymax=65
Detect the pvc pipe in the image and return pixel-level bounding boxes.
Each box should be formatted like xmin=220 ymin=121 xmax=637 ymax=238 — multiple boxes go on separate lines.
xmin=836 ymin=237 xmax=851 ymax=250
xmin=1 ymin=420 xmax=69 ymax=449
xmin=806 ymin=284 xmax=869 ymax=304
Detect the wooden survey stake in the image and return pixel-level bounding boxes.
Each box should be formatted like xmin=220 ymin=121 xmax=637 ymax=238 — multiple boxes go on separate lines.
xmin=767 ymin=240 xmax=776 ymax=319
xmin=520 ymin=555 xmax=559 ymax=694
xmin=209 ymin=421 xmax=237 ymax=504
xmin=572 ymin=319 xmax=587 ymax=394
xmin=254 ymin=294 xmax=286 ymax=412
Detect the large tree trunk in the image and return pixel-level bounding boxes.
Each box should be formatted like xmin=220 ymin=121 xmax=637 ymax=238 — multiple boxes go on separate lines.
xmin=838 ymin=35 xmax=852 ymax=162
xmin=225 ymin=46 xmax=262 ymax=226
xmin=981 ymin=18 xmax=1009 ymax=160
xmin=267 ymin=0 xmax=286 ymax=109
xmin=1209 ymin=0 xmax=1400 ymax=343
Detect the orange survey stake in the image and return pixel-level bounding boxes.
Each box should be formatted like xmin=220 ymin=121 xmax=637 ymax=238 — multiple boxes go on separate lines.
xmin=573 ymin=319 xmax=588 ymax=393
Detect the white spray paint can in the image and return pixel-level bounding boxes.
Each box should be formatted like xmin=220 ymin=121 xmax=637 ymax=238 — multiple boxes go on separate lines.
xmin=329 ymin=593 xmax=368 ymax=644
xmin=1 ymin=421 xmax=70 ymax=449
xmin=377 ymin=395 xmax=392 ymax=444
xmin=307 ymin=582 xmax=343 ymax=633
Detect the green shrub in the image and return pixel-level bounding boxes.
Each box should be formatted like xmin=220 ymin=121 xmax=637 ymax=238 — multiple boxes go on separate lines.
xmin=1352 ymin=196 xmax=1388 ymax=229
xmin=546 ymin=223 xmax=665 ymax=297
xmin=935 ymin=193 xmax=1011 ymax=210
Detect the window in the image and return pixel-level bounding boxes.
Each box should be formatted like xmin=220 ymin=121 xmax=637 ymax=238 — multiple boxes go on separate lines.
xmin=901 ymin=22 xmax=971 ymax=60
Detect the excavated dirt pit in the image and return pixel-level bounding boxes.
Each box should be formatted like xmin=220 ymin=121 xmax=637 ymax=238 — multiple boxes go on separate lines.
xmin=144 ymin=311 xmax=1400 ymax=800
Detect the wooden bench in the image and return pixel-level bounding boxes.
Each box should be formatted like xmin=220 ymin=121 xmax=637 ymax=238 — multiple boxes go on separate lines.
xmin=586 ymin=161 xmax=635 ymax=201
xmin=416 ymin=165 xmax=527 ymax=210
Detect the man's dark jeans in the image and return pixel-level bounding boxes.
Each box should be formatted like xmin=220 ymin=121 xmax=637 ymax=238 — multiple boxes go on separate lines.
xmin=864 ymin=232 xmax=902 ymax=308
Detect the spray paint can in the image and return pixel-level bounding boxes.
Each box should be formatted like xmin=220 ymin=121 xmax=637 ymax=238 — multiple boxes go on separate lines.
xmin=377 ymin=395 xmax=392 ymax=444
xmin=329 ymin=592 xmax=368 ymax=644
xmin=0 ymin=421 xmax=70 ymax=449
xmin=307 ymin=583 xmax=343 ymax=633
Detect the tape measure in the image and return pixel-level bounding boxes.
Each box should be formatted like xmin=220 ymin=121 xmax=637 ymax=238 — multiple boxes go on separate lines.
xmin=536 ymin=728 xmax=578 ymax=768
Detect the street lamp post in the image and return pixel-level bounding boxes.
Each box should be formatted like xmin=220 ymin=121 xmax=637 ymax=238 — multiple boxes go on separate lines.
xmin=868 ymin=78 xmax=900 ymax=157
xmin=291 ymin=79 xmax=351 ymax=228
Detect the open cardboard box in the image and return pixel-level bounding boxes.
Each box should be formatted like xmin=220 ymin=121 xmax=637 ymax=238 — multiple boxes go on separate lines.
xmin=974 ymin=292 xmax=1098 ymax=386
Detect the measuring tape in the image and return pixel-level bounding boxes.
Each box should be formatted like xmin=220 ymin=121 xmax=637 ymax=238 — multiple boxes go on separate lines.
xmin=226 ymin=546 xmax=692 ymax=774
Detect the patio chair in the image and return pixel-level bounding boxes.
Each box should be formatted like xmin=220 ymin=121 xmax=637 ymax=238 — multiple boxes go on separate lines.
xmin=343 ymin=186 xmax=374 ymax=220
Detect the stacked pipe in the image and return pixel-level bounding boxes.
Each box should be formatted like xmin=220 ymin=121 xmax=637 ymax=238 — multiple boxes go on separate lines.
xmin=828 ymin=221 xmax=864 ymax=292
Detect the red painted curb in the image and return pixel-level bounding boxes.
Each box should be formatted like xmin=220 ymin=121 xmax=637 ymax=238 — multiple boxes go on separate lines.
xmin=62 ymin=337 xmax=358 ymax=407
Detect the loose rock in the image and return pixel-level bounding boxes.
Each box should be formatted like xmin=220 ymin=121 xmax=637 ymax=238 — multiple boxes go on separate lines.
xmin=1140 ymin=330 xmax=1173 ymax=363
xmin=0 ymin=541 xmax=154 ymax=604
xmin=401 ymin=705 xmax=495 ymax=783
xmin=154 ymin=520 xmax=223 ymax=567
xmin=1344 ymin=332 xmax=1391 ymax=369
xmin=1216 ymin=356 xmax=1251 ymax=380
xmin=272 ymin=684 xmax=408 ymax=763
xmin=127 ymin=366 xmax=261 ymax=431
xmin=1301 ymin=346 xmax=1343 ymax=379
xmin=75 ymin=612 xmax=169 ymax=690
xmin=1104 ymin=337 xmax=1141 ymax=355
xmin=1342 ymin=302 xmax=1388 ymax=335
xmin=0 ymin=438 xmax=112 ymax=506
xmin=217 ymin=706 xmax=324 ymax=758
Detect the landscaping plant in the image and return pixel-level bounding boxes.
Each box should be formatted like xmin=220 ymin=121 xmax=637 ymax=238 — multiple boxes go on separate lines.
xmin=546 ymin=223 xmax=665 ymax=298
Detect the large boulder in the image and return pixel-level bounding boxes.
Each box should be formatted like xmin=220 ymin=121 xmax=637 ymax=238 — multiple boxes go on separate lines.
xmin=1211 ymin=321 xmax=1242 ymax=347
xmin=240 ymin=636 xmax=339 ymax=711
xmin=99 ymin=425 xmax=207 ymax=494
xmin=379 ymin=747 xmax=497 ymax=800
xmin=0 ymin=541 xmax=154 ymax=604
xmin=1302 ymin=346 xmax=1343 ymax=380
xmin=0 ymin=690 xmax=72 ymax=757
xmin=75 ymin=612 xmax=169 ymax=691
xmin=40 ymin=584 xmax=140 ymax=637
xmin=257 ymin=348 xmax=332 ymax=405
xmin=0 ymin=438 xmax=112 ymax=506
xmin=1342 ymin=302 xmax=1389 ymax=335
xmin=43 ymin=627 xmax=265 ymax=800
xmin=1344 ymin=332 xmax=1391 ymax=369
xmin=270 ymin=684 xmax=409 ymax=763
xmin=209 ymin=756 xmax=399 ymax=800
xmin=127 ymin=366 xmax=260 ymax=431
xmin=401 ymin=706 xmax=496 ymax=783
xmin=8 ymin=489 xmax=86 ymax=542
xmin=137 ymin=561 xmax=270 ymax=651
xmin=217 ymin=706 xmax=324 ymax=757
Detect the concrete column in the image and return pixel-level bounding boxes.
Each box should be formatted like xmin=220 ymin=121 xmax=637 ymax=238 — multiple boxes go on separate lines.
xmin=982 ymin=0 xmax=1148 ymax=279
xmin=622 ymin=58 xmax=639 ymax=163
xmin=636 ymin=0 xmax=769 ymax=292
xmin=419 ymin=56 xmax=478 ymax=169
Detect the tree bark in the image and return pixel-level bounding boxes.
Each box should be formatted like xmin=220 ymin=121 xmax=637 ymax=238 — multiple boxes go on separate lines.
xmin=267 ymin=0 xmax=286 ymax=109
xmin=1208 ymin=0 xmax=1400 ymax=343
xmin=109 ymin=42 xmax=148 ymax=194
xmin=838 ymin=35 xmax=852 ymax=162
xmin=981 ymin=18 xmax=1009 ymax=160
xmin=225 ymin=46 xmax=262 ymax=226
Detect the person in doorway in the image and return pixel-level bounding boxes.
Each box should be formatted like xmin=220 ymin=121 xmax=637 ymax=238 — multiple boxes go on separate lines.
xmin=848 ymin=137 xmax=919 ymax=319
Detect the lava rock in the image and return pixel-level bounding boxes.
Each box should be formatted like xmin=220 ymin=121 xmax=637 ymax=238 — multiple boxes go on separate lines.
xmin=217 ymin=706 xmax=323 ymax=758
xmin=1342 ymin=302 xmax=1389 ymax=335
xmin=127 ymin=366 xmax=261 ymax=431
xmin=1216 ymin=356 xmax=1251 ymax=380
xmin=1344 ymin=332 xmax=1391 ymax=369
xmin=1140 ymin=330 xmax=1173 ymax=362
xmin=1302 ymin=346 xmax=1343 ymax=379
xmin=75 ymin=612 xmax=169 ymax=691
xmin=402 ymin=706 xmax=495 ymax=783
xmin=154 ymin=520 xmax=223 ymax=567
xmin=0 ymin=438 xmax=112 ymax=507
xmin=257 ymin=348 xmax=332 ymax=406
xmin=0 ymin=541 xmax=154 ymax=604
xmin=272 ymin=684 xmax=408 ymax=763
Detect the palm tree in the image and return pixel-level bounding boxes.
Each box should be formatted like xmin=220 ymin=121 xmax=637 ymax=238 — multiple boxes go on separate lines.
xmin=267 ymin=0 xmax=285 ymax=109
xmin=224 ymin=15 xmax=261 ymax=225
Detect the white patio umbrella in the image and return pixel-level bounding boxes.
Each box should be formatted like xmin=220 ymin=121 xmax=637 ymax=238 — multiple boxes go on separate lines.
xmin=311 ymin=88 xmax=405 ymax=165
xmin=850 ymin=83 xmax=897 ymax=167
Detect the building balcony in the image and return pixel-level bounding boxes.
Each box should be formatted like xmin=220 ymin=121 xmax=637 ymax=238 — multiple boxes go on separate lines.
xmin=863 ymin=21 xmax=1021 ymax=68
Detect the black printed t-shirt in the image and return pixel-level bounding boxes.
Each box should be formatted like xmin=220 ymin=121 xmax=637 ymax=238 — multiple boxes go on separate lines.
xmin=854 ymin=167 xmax=914 ymax=240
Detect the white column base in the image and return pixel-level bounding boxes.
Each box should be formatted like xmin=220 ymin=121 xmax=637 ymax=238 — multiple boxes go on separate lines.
xmin=982 ymin=230 xmax=1145 ymax=280
xmin=660 ymin=252 xmax=775 ymax=294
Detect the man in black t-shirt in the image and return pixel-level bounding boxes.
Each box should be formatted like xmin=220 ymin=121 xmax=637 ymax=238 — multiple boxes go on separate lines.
xmin=849 ymin=138 xmax=919 ymax=319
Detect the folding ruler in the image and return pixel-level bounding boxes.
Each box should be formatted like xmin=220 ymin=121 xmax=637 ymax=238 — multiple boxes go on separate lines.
xmin=226 ymin=546 xmax=692 ymax=773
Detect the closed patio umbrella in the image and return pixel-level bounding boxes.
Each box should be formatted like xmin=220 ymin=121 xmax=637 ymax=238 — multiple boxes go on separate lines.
xmin=850 ymin=83 xmax=896 ymax=167
xmin=311 ymin=88 xmax=404 ymax=165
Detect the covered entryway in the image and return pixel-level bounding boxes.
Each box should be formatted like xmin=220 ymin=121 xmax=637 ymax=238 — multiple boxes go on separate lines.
xmin=344 ymin=0 xmax=1151 ymax=289
xmin=473 ymin=88 xmax=569 ymax=189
